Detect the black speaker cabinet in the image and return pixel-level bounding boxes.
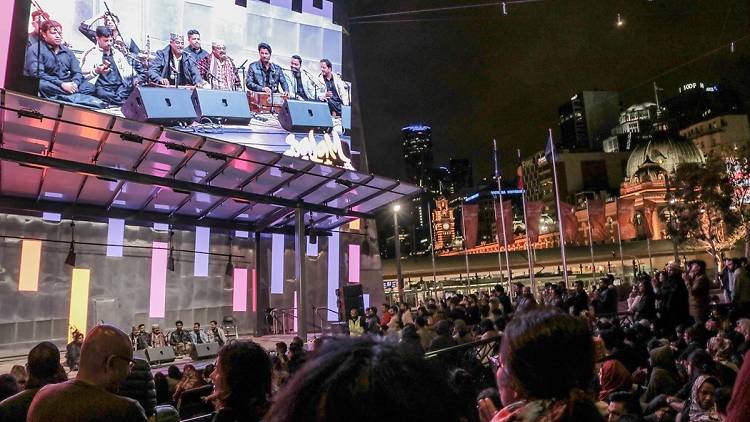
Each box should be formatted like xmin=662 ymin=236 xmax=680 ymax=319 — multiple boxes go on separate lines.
xmin=190 ymin=342 xmax=220 ymax=361
xmin=278 ymin=99 xmax=333 ymax=132
xmin=191 ymin=89 xmax=251 ymax=125
xmin=341 ymin=284 xmax=364 ymax=316
xmin=122 ymin=86 xmax=197 ymax=126
xmin=133 ymin=349 xmax=148 ymax=362
xmin=145 ymin=346 xmax=176 ymax=365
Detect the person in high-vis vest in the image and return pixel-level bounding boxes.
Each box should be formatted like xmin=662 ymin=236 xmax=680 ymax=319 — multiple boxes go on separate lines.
xmin=347 ymin=308 xmax=365 ymax=337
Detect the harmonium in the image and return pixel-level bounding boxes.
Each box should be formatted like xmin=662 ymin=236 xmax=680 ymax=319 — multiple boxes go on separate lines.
xmin=247 ymin=91 xmax=288 ymax=113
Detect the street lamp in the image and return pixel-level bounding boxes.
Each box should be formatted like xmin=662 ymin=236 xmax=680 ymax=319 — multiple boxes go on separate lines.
xmin=393 ymin=203 xmax=404 ymax=303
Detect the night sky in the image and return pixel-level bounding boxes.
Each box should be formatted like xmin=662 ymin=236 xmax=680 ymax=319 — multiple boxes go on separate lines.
xmin=347 ymin=0 xmax=750 ymax=181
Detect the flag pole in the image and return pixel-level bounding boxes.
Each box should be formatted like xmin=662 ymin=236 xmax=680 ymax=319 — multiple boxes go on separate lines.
xmin=547 ymin=129 xmax=569 ymax=289
xmin=586 ymin=200 xmax=596 ymax=283
xmin=493 ymin=139 xmax=511 ymax=289
xmin=517 ymin=149 xmax=535 ymax=292
xmin=615 ymin=198 xmax=626 ymax=280
xmin=427 ymin=199 xmax=438 ymax=286
xmin=460 ymin=202 xmax=471 ymax=292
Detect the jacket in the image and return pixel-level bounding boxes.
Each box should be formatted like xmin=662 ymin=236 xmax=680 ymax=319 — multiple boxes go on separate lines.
xmin=733 ymin=268 xmax=750 ymax=304
xmin=119 ymin=358 xmax=157 ymax=417
xmin=80 ymin=45 xmax=141 ymax=85
xmin=169 ymin=329 xmax=191 ymax=345
xmin=189 ymin=330 xmax=208 ymax=344
xmin=24 ymin=42 xmax=84 ymax=87
xmin=687 ymin=273 xmax=710 ymax=319
xmin=283 ymin=69 xmax=320 ymax=101
xmin=317 ymin=72 xmax=351 ymax=105
xmin=246 ymin=61 xmax=288 ymax=93
xmin=147 ymin=45 xmax=203 ymax=86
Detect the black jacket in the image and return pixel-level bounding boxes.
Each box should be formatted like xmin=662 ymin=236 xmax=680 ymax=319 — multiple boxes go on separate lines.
xmin=119 ymin=358 xmax=157 ymax=417
xmin=147 ymin=45 xmax=203 ymax=86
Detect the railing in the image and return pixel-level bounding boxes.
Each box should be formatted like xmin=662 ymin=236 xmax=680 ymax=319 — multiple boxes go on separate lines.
xmin=270 ymin=307 xmax=297 ymax=335
xmin=424 ymin=335 xmax=502 ymax=389
xmin=313 ymin=306 xmax=342 ymax=337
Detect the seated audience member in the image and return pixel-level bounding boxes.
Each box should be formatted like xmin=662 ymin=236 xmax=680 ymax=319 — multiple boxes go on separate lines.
xmin=477 ymin=308 xmax=603 ymax=422
xmin=645 ymin=346 xmax=680 ymax=402
xmin=207 ymin=340 xmax=272 ymax=422
xmin=65 ymin=331 xmax=83 ymax=371
xmin=9 ymin=366 xmax=27 ymax=391
xmin=119 ymin=358 xmax=157 ymax=417
xmin=27 ymin=324 xmax=147 ymax=422
xmin=24 ymin=20 xmax=104 ymax=107
xmin=264 ymin=337 xmax=463 ymax=422
xmin=172 ymin=364 xmax=206 ymax=405
xmin=286 ymin=339 xmax=307 ymax=376
xmin=153 ymin=372 xmax=170 ymax=405
xmin=598 ymin=359 xmax=633 ymax=402
xmin=166 ymin=365 xmax=182 ymax=396
xmin=147 ymin=33 xmax=203 ymax=87
xmin=0 ymin=375 xmax=20 ymax=402
xmin=80 ymin=26 xmax=142 ymax=106
xmin=607 ymin=391 xmax=643 ymax=422
xmin=203 ymin=363 xmax=216 ymax=384
xmin=0 ymin=341 xmax=65 ymax=422
xmin=681 ymin=375 xmax=721 ymax=422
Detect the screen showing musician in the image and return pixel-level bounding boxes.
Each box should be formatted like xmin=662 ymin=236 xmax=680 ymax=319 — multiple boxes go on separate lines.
xmin=197 ymin=41 xmax=241 ymax=91
xmin=184 ymin=29 xmax=209 ymax=64
xmin=148 ymin=33 xmax=203 ymax=87
xmin=246 ymin=42 xmax=288 ymax=95
xmin=79 ymin=26 xmax=143 ymax=106
xmin=284 ymin=55 xmax=319 ymax=101
xmin=319 ymin=58 xmax=350 ymax=117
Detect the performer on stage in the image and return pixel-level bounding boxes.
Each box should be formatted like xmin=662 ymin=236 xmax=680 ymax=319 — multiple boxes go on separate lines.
xmin=24 ymin=20 xmax=104 ymax=108
xmin=207 ymin=320 xmax=227 ymax=346
xmin=79 ymin=11 xmax=138 ymax=58
xmin=284 ymin=55 xmax=319 ymax=101
xmin=80 ymin=26 xmax=143 ymax=106
xmin=27 ymin=10 xmax=49 ymax=47
xmin=147 ymin=33 xmax=203 ymax=87
xmin=190 ymin=322 xmax=208 ymax=344
xmin=246 ymin=42 xmax=288 ymax=94
xmin=318 ymin=59 xmax=350 ymax=116
xmin=169 ymin=320 xmax=192 ymax=355
xmin=150 ymin=324 xmax=167 ymax=348
xmin=183 ymin=29 xmax=209 ymax=63
xmin=197 ymin=40 xmax=240 ymax=90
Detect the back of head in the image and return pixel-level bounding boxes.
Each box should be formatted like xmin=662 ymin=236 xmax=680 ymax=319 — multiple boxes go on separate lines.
xmin=78 ymin=324 xmax=133 ymax=391
xmin=265 ymin=337 xmax=461 ymax=422
xmin=501 ymin=308 xmax=595 ymax=401
xmin=0 ymin=374 xmax=19 ymax=401
xmin=435 ymin=320 xmax=451 ymax=336
xmin=27 ymin=341 xmax=62 ymax=388
xmin=216 ymin=340 xmax=271 ymax=410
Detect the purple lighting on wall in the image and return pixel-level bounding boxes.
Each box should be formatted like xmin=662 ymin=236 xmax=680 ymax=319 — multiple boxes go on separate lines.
xmin=194 ymin=226 xmax=210 ymax=276
xmin=326 ymin=231 xmax=340 ymax=321
xmin=348 ymin=244 xmax=360 ymax=283
xmin=271 ymin=234 xmax=284 ymax=294
xmin=106 ymin=218 xmax=124 ymax=257
xmin=233 ymin=268 xmax=248 ymax=312
xmin=149 ymin=242 xmax=168 ymax=318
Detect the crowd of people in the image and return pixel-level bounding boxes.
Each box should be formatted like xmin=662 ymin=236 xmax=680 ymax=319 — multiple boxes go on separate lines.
xmin=0 ymin=257 xmax=749 ymax=422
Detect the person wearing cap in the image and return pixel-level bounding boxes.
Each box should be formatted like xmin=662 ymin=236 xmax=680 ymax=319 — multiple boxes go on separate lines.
xmin=27 ymin=10 xmax=50 ymax=47
xmin=150 ymin=324 xmax=167 ymax=348
xmin=147 ymin=33 xmax=203 ymax=87
xmin=196 ymin=40 xmax=240 ymax=90
xmin=246 ymin=42 xmax=288 ymax=94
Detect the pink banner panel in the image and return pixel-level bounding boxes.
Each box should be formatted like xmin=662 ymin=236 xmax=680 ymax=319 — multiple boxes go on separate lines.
xmin=293 ymin=290 xmax=298 ymax=332
xmin=252 ymin=269 xmax=257 ymax=312
xmin=348 ymin=244 xmax=360 ymax=283
xmin=233 ymin=268 xmax=248 ymax=312
xmin=0 ymin=0 xmax=14 ymax=88
xmin=149 ymin=242 xmax=168 ymax=318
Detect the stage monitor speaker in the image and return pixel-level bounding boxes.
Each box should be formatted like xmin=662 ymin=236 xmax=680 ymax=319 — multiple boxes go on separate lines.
xmin=341 ymin=284 xmax=364 ymax=316
xmin=190 ymin=342 xmax=220 ymax=361
xmin=191 ymin=89 xmax=251 ymax=125
xmin=145 ymin=346 xmax=176 ymax=365
xmin=122 ymin=87 xmax=197 ymax=126
xmin=133 ymin=349 xmax=148 ymax=362
xmin=278 ymin=100 xmax=333 ymax=132
xmin=341 ymin=105 xmax=351 ymax=130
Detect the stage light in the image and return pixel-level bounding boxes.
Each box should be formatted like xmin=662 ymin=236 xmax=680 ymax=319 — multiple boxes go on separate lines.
xmin=616 ymin=13 xmax=624 ymax=27
xmin=393 ymin=204 xmax=401 ymax=212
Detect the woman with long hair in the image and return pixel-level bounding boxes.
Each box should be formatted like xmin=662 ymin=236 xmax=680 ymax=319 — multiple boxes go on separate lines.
xmin=173 ymin=364 xmax=206 ymax=404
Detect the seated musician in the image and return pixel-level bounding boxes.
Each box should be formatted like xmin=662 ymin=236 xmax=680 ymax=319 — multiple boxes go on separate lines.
xmin=27 ymin=10 xmax=49 ymax=47
xmin=24 ymin=20 xmax=104 ymax=107
xmin=284 ymin=55 xmax=320 ymax=101
xmin=197 ymin=40 xmax=241 ymax=90
xmin=79 ymin=11 xmax=139 ymax=56
xmin=80 ymin=26 xmax=143 ymax=106
xmin=147 ymin=33 xmax=203 ymax=87
xmin=150 ymin=324 xmax=167 ymax=348
xmin=169 ymin=320 xmax=192 ymax=355
xmin=318 ymin=59 xmax=350 ymax=116
xmin=246 ymin=42 xmax=288 ymax=95
xmin=183 ymin=29 xmax=209 ymax=63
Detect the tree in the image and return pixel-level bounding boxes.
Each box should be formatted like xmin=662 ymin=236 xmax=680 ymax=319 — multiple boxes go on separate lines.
xmin=667 ymin=156 xmax=741 ymax=272
xmin=725 ymin=144 xmax=750 ymax=257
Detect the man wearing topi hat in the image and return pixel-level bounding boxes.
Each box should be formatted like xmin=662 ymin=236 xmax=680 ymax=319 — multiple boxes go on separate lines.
xmin=147 ymin=33 xmax=203 ymax=87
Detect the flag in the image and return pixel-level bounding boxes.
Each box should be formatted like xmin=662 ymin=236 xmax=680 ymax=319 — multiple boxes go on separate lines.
xmin=494 ymin=200 xmax=514 ymax=247
xmin=526 ymin=201 xmax=544 ymax=244
xmin=559 ymin=201 xmax=580 ymax=244
xmin=462 ymin=204 xmax=479 ymax=249
xmin=587 ymin=199 xmax=607 ymax=241
xmin=544 ymin=130 xmax=559 ymax=164
xmin=642 ymin=199 xmax=658 ymax=237
xmin=617 ymin=198 xmax=637 ymax=240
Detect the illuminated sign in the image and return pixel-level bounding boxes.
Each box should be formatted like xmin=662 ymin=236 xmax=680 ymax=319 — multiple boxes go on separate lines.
xmin=283 ymin=130 xmax=355 ymax=170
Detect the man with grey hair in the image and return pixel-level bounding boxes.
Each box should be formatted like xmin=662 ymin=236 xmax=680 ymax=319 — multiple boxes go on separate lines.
xmin=197 ymin=40 xmax=240 ymax=90
xmin=147 ymin=33 xmax=202 ymax=87
xmin=27 ymin=325 xmax=147 ymax=422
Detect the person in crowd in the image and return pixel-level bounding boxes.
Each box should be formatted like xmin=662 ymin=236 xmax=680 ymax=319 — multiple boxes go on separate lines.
xmin=379 ymin=303 xmax=392 ymax=330
xmin=153 ymin=372 xmax=170 ymax=405
xmin=727 ymin=348 xmax=750 ymax=421
xmin=197 ymin=40 xmax=241 ymax=90
xmin=190 ymin=322 xmax=209 ymax=344
xmin=685 ymin=260 xmax=711 ymax=324
xmin=172 ymin=364 xmax=206 ymax=405
xmin=415 ymin=315 xmax=436 ymax=349
xmin=347 ymin=308 xmax=365 ymax=337
xmin=480 ymin=318 xmax=500 ymax=340
xmin=79 ymin=26 xmax=142 ymax=106
xmin=606 ymin=391 xmax=642 ymax=422
xmin=286 ymin=339 xmax=307 ymax=376
xmin=477 ymin=308 xmax=603 ymax=422
xmin=707 ymin=337 xmax=739 ymax=385
xmin=386 ymin=305 xmax=402 ymax=335
xmin=494 ymin=285 xmax=514 ymax=315
xmin=166 ymin=365 xmax=182 ymax=396
xmin=207 ymin=340 xmax=272 ymax=422
xmin=203 ymin=363 xmax=215 ymax=384
xmin=633 ymin=276 xmax=656 ymax=321
xmin=9 ymin=366 xmax=26 ymax=391
xmin=0 ymin=375 xmax=19 ymax=402
xmin=658 ymin=262 xmax=691 ymax=333
xmin=680 ymin=375 xmax=722 ymax=422
xmin=516 ymin=286 xmax=538 ymax=314
xmin=284 ymin=55 xmax=318 ymax=101
xmin=147 ymin=33 xmax=203 ymax=87
xmin=399 ymin=323 xmax=425 ymax=356
xmin=24 ymin=20 xmax=104 ymax=107
xmin=567 ymin=280 xmax=591 ymax=316
xmin=730 ymin=258 xmax=750 ymax=317
xmin=0 ymin=341 xmax=65 ymax=422
xmin=364 ymin=307 xmax=382 ymax=335
xmin=453 ymin=319 xmax=473 ymax=344
xmin=246 ymin=42 xmax=288 ymax=94
xmin=645 ymin=345 xmax=680 ymax=402
xmin=598 ymin=359 xmax=633 ymax=402
xmin=594 ymin=277 xmax=619 ymax=315
xmin=429 ymin=320 xmax=458 ymax=352
xmin=719 ymin=257 xmax=735 ymax=304
xmin=119 ymin=358 xmax=157 ymax=418
xmin=27 ymin=324 xmax=147 ymax=422
xmin=169 ymin=320 xmax=192 ymax=355
xmin=264 ymin=336 xmax=463 ymax=422
xmin=183 ymin=29 xmax=209 ymax=63
xmin=400 ymin=302 xmax=416 ymax=325
xmin=207 ymin=320 xmax=227 ymax=346
xmin=66 ymin=331 xmax=83 ymax=371
xmin=150 ymin=324 xmax=167 ymax=348
xmin=318 ymin=58 xmax=350 ymax=116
